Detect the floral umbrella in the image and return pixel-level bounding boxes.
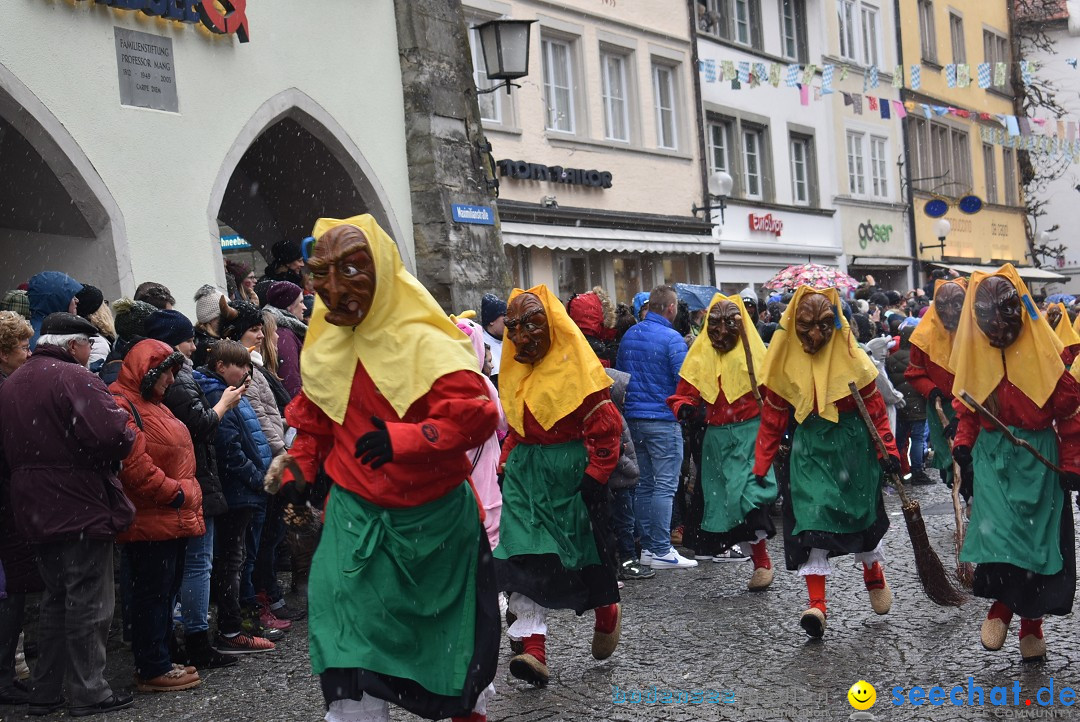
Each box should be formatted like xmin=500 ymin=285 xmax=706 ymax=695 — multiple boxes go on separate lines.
xmin=763 ymin=263 xmax=859 ymax=294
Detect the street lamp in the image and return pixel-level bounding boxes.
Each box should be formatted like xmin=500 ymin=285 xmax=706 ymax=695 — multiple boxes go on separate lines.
xmin=920 ymin=218 xmax=951 ymax=257
xmin=692 ymin=171 xmax=734 ymax=224
xmin=474 ymin=19 xmax=536 ymax=95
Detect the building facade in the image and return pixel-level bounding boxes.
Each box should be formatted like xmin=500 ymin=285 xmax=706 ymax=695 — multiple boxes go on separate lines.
xmin=465 ymin=0 xmax=714 ymax=306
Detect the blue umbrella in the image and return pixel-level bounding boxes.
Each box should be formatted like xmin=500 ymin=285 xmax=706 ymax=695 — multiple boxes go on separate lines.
xmin=674 ymin=283 xmax=721 ymax=312
xmin=1046 ymin=293 xmax=1076 ymax=305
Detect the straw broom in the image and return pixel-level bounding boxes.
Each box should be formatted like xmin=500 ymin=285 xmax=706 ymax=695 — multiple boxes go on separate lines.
xmin=848 ymin=382 xmax=966 ymax=607
xmin=932 ymin=399 xmax=974 ymax=588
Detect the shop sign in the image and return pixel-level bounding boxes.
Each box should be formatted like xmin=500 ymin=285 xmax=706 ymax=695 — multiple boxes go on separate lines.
xmin=78 ymin=0 xmax=249 ymax=43
xmin=115 ymin=28 xmax=179 ymax=112
xmin=857 ymin=220 xmax=894 ymax=249
xmin=497 ymin=159 xmax=613 ymax=189
xmin=748 ymin=213 xmax=783 ymax=236
xmin=451 ymin=204 xmax=495 ymax=225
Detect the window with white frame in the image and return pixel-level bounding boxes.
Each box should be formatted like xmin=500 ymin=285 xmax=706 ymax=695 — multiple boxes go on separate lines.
xmin=653 ymin=63 xmax=678 ymax=150
xmin=983 ymin=29 xmax=1011 ymax=93
xmin=1003 ymin=147 xmax=1018 ymax=205
xmin=789 ymin=134 xmax=815 ymax=206
xmin=468 ymin=21 xmax=502 ymax=123
xmin=918 ymin=0 xmax=937 ymax=63
xmin=743 ymin=126 xmax=765 ymax=199
xmin=701 ymin=0 xmax=763 ymax=49
xmin=982 ymin=144 xmax=998 ymax=204
xmin=600 ymin=51 xmax=630 ymax=142
xmin=846 ymin=131 xmax=866 ymax=195
xmin=708 ymin=120 xmax=732 ymax=175
xmin=949 ymin=12 xmax=965 ymax=64
xmin=780 ymin=0 xmax=809 ymax=62
xmin=541 ymin=37 xmax=576 ymax=133
xmin=869 ymin=136 xmax=888 ymax=198
xmin=838 ymin=0 xmax=881 ymax=66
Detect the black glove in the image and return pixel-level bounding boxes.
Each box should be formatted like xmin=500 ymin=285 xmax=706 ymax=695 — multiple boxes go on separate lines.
xmin=878 ymin=455 xmax=901 ymax=475
xmin=959 ymin=461 xmax=975 ymax=499
xmin=355 ymin=416 xmax=393 ymax=469
xmin=168 ymin=489 xmax=185 ymax=509
xmin=279 ymin=480 xmax=310 ymax=506
xmin=754 ymin=474 xmax=769 ymax=488
xmin=943 ymin=416 xmax=959 ymax=440
xmin=1060 ymin=472 xmax=1080 ymax=493
xmin=951 ymin=445 xmax=972 ymax=467
xmin=928 ymin=387 xmax=946 ymax=407
xmin=677 ymin=404 xmax=706 ymax=426
xmin=579 ymin=473 xmax=608 ymax=504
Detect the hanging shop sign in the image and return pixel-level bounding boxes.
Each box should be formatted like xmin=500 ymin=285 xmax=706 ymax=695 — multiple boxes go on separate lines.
xmin=77 ymin=0 xmax=249 ymax=43
xmin=748 ymin=213 xmax=783 ymax=237
xmin=497 ymin=159 xmax=613 ymax=189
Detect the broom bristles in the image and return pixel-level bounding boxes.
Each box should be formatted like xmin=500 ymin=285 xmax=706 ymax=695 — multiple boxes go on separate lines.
xmin=903 ymin=501 xmax=967 ymax=607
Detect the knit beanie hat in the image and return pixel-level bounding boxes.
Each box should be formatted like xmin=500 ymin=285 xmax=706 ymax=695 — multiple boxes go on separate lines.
xmin=145 ymin=309 xmax=195 ymax=348
xmin=194 ymin=285 xmax=223 ymax=325
xmin=1 ymin=290 xmax=29 ymax=319
xmin=224 ymin=259 xmax=252 ymax=285
xmin=480 ymin=293 xmax=506 ymax=328
xmin=220 ymin=300 xmax=264 ymax=341
xmin=112 ymin=298 xmax=156 ymax=340
xmin=271 ymin=239 xmax=303 ymax=265
xmin=75 ymin=284 xmax=104 ymax=318
xmin=266 ymin=281 xmax=303 ymax=310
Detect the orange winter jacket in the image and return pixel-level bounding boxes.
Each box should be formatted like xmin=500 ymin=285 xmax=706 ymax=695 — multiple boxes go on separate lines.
xmin=110 ymin=340 xmax=204 ymax=543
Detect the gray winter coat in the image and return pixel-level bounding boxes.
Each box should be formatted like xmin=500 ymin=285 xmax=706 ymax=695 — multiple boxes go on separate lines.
xmin=605 ymin=368 xmax=639 ymax=490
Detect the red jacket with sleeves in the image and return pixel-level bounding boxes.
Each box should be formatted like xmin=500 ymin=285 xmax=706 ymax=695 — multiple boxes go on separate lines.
xmin=753 ymin=382 xmax=897 ymax=477
xmin=667 ymin=378 xmax=761 ymax=426
xmin=904 ymin=345 xmax=955 ymax=399
xmin=953 ymin=373 xmax=1080 ymax=475
xmin=285 ymin=364 xmax=499 ymax=508
xmin=498 ymin=389 xmax=622 ymax=483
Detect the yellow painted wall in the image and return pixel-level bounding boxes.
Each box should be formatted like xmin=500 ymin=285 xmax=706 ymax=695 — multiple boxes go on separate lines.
xmin=913 ymin=199 xmax=1027 ymax=264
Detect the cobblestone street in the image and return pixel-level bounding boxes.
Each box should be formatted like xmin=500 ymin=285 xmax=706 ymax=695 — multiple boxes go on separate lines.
xmin=2 ymin=476 xmax=1077 ymax=722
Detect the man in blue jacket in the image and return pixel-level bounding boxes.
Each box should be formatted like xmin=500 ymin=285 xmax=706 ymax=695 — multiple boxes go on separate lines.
xmin=616 ymin=286 xmax=696 ymax=570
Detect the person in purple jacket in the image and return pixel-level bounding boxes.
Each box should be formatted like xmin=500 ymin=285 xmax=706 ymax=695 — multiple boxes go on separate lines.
xmin=262 ymin=281 xmax=306 ymax=398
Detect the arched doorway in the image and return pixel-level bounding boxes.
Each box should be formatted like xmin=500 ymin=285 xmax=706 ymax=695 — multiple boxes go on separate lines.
xmin=209 ymin=90 xmax=404 ymax=281
xmin=0 ymin=62 xmax=129 ymax=298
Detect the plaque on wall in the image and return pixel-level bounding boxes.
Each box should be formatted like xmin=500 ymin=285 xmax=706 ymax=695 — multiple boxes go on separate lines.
xmin=114 ymin=28 xmax=179 ymax=113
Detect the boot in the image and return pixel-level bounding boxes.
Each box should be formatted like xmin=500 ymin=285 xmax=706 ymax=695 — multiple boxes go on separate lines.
xmin=981 ymin=601 xmax=1013 ymax=651
xmin=185 ymin=631 xmax=238 ymax=669
xmin=509 ymin=634 xmax=548 ymax=687
xmin=591 ymin=603 xmax=621 ymax=660
xmin=799 ymin=575 xmax=827 ymax=639
xmin=747 ymin=540 xmax=773 ymax=592
xmin=863 ymin=562 xmax=892 ymax=614
xmin=1019 ymin=617 xmax=1046 ymax=662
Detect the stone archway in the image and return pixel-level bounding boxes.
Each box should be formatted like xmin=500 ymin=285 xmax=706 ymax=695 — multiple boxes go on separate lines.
xmin=208 ymin=89 xmax=405 ymax=282
xmin=0 ymin=62 xmax=130 ymax=298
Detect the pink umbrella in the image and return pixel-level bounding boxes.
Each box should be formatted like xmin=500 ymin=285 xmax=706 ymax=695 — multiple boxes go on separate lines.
xmin=763 ymin=263 xmax=859 ymax=293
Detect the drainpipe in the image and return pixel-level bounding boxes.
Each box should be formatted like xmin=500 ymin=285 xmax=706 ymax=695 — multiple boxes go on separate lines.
xmin=687 ymin=0 xmax=715 ymax=285
xmin=894 ymin=0 xmax=919 ymax=289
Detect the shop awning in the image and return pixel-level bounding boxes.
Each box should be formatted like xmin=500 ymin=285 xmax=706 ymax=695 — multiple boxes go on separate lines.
xmin=929 ymin=262 xmax=1067 ymax=282
xmin=848 ymin=257 xmax=912 ymax=268
xmin=501 ymin=222 xmax=717 ymax=255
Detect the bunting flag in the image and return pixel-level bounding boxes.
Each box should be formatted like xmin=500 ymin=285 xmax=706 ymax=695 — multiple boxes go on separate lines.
xmin=891 ymin=100 xmax=907 ymax=119
xmin=977 ymin=62 xmax=991 ymax=89
xmin=842 ymin=91 xmax=853 ymax=108
xmin=1021 ymin=60 xmax=1034 ymax=86
xmin=910 ymin=64 xmax=921 ymax=90
xmin=957 ymin=64 xmax=971 ymax=88
xmin=802 ymin=64 xmax=817 ymax=85
xmin=703 ymin=59 xmax=717 ymax=83
xmin=868 ymin=64 xmax=879 ymax=89
xmin=893 ymin=65 xmax=904 ymax=88
xmin=1019 ymin=117 xmax=1032 ymax=135
xmin=994 ymin=62 xmax=1008 ymax=87
xmin=880 ymin=99 xmax=891 ymax=119
xmin=799 ymin=84 xmax=810 ymax=106
xmin=868 ymin=96 xmax=879 ymax=111
xmin=1005 ymin=115 xmax=1021 ymax=136
xmin=945 ymin=64 xmax=957 ymax=87
xmin=921 ymin=103 xmax=931 ymax=118
xmin=853 ymin=93 xmax=863 ymax=115
xmin=754 ymin=62 xmax=768 ymax=87
xmin=813 ymin=86 xmax=823 ymax=101
xmin=1057 ymin=120 xmax=1066 ymax=138
xmin=737 ymin=61 xmax=750 ymax=83
xmin=786 ymin=64 xmax=800 ymax=87
xmin=722 ymin=60 xmax=736 ymax=82
xmin=822 ymin=64 xmax=835 ymax=94
xmin=769 ymin=63 xmax=782 ymax=87
xmin=1069 ymin=121 xmax=1077 ymax=141
xmin=839 ymin=65 xmax=850 ymax=81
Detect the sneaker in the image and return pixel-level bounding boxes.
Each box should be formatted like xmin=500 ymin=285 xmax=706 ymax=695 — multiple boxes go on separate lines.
xmin=618 ymin=558 xmax=655 ymax=580
xmin=241 ymin=610 xmax=288 ymax=638
xmin=259 ymin=609 xmax=292 ymax=631
xmin=712 ymin=548 xmax=751 ymax=563
xmin=215 ymin=632 xmax=275 ymax=654
xmin=257 ymin=592 xmax=307 ymax=621
xmin=639 ymin=549 xmax=655 ymax=566
xmin=909 ymin=469 xmax=935 ymax=486
xmin=650 ymin=548 xmax=698 ymax=569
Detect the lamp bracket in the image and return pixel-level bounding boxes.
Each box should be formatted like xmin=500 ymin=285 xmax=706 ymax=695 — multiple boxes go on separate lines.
xmin=477 ymin=80 xmax=521 ymax=95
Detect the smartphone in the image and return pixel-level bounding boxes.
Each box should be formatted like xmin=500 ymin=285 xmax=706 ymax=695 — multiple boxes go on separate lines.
xmin=241 ymin=371 xmax=252 ymax=386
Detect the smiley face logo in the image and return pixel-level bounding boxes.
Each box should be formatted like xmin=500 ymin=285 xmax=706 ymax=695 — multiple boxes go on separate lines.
xmin=847 ymin=680 xmax=877 ymax=710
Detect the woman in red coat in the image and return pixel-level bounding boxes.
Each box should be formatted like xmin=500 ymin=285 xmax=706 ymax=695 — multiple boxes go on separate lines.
xmin=111 ymin=340 xmax=204 ymax=693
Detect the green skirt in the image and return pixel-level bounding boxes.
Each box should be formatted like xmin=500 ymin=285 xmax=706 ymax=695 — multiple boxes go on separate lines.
xmin=700 ymin=418 xmax=777 ymax=534
xmin=309 ymin=483 xmax=480 ymax=697
xmin=494 ymin=440 xmax=600 ymax=570
xmin=960 ymin=426 xmax=1064 ymax=576
xmin=789 ymin=411 xmax=882 ymax=536
xmin=927 ymin=403 xmax=955 ymax=473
